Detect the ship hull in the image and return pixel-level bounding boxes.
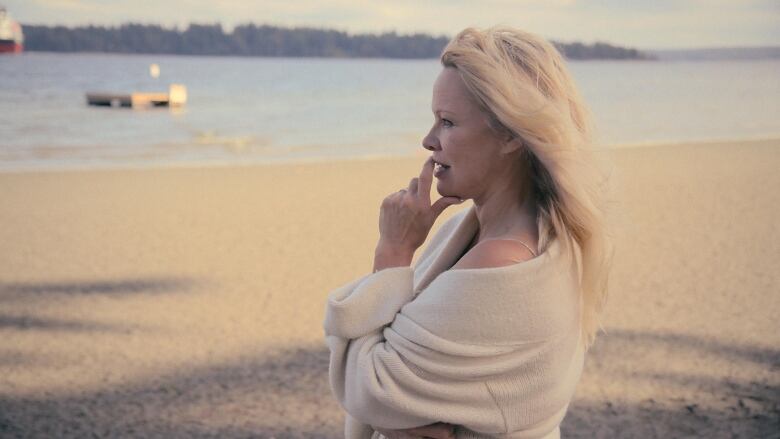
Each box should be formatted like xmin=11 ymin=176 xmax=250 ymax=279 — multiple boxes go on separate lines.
xmin=0 ymin=41 xmax=22 ymax=53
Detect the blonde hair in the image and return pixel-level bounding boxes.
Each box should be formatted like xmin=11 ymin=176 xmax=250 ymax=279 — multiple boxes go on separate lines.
xmin=441 ymin=27 xmax=617 ymax=349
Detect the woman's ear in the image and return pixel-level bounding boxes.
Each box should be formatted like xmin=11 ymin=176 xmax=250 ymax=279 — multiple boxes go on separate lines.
xmin=500 ymin=136 xmax=524 ymax=155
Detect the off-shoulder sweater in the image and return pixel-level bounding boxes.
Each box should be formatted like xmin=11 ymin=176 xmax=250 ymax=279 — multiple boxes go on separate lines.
xmin=324 ymin=204 xmax=585 ymax=439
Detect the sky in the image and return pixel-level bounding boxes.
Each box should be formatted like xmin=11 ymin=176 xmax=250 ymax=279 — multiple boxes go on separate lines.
xmin=4 ymin=0 xmax=779 ymax=50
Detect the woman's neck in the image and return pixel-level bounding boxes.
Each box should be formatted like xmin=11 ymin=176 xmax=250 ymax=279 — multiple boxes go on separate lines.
xmin=472 ymin=179 xmax=537 ymax=244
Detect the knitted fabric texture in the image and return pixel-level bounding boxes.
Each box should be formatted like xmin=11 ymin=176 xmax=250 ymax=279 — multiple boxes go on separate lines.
xmin=324 ymin=205 xmax=584 ymax=439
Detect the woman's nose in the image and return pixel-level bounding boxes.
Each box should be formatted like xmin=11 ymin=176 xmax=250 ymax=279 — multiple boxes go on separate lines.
xmin=422 ymin=130 xmax=439 ymax=151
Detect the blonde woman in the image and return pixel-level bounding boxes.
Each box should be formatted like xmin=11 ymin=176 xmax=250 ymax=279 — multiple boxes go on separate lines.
xmin=324 ymin=26 xmax=615 ymax=439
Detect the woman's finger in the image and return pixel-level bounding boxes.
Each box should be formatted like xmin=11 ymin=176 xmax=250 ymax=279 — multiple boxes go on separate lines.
xmin=404 ymin=422 xmax=455 ymax=439
xmin=372 ymin=427 xmax=414 ymax=439
xmin=417 ymin=157 xmax=435 ymax=202
xmin=408 ymin=177 xmax=419 ymax=194
xmin=431 ymin=196 xmax=464 ymax=218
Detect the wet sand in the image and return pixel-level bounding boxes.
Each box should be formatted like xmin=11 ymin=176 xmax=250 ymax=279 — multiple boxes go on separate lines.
xmin=0 ymin=138 xmax=778 ymax=438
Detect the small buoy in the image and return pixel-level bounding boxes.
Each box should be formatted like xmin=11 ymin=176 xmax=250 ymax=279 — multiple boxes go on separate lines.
xmin=149 ymin=63 xmax=160 ymax=79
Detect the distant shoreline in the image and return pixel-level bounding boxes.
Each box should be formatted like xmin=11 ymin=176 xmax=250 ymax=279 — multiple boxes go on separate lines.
xmin=1 ymin=136 xmax=777 ymax=175
xmin=649 ymin=46 xmax=780 ymax=61
xmin=20 ymin=23 xmax=654 ymax=60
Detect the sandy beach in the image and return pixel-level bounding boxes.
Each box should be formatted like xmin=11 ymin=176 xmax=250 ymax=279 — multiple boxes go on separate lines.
xmin=0 ymin=138 xmax=778 ymax=438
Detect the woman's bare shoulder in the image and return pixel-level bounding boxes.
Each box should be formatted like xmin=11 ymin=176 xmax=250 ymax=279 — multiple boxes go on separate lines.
xmin=451 ymin=238 xmax=537 ymax=270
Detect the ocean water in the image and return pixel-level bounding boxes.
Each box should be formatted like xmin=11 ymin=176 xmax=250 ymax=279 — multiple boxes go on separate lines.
xmin=1 ymin=53 xmax=779 ymax=171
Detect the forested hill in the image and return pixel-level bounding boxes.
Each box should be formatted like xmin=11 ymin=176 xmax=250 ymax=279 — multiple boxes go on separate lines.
xmin=21 ymin=23 xmax=655 ymax=60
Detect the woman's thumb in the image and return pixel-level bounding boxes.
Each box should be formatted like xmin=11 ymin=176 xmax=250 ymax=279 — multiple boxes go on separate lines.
xmin=431 ymin=196 xmax=465 ymax=217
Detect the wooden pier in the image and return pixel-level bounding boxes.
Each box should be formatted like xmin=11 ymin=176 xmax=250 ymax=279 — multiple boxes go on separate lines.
xmin=86 ymin=84 xmax=187 ymax=109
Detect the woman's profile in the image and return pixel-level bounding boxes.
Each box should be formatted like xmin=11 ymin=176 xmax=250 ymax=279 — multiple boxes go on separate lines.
xmin=324 ymin=26 xmax=615 ymax=439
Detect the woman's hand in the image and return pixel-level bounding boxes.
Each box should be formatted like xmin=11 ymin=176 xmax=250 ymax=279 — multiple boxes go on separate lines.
xmin=373 ymin=422 xmax=456 ymax=439
xmin=373 ymin=157 xmax=464 ymax=272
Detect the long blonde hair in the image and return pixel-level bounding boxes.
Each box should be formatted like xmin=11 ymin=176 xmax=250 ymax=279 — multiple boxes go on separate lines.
xmin=441 ymin=27 xmax=617 ymax=349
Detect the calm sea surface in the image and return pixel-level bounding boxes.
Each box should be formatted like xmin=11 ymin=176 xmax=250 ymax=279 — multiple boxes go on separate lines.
xmin=1 ymin=53 xmax=779 ymax=171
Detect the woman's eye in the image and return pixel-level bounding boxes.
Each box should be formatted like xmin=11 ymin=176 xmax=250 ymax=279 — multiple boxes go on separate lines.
xmin=441 ymin=119 xmax=453 ymax=127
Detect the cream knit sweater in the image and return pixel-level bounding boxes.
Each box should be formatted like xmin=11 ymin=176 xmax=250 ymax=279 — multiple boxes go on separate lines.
xmin=324 ymin=205 xmax=585 ymax=439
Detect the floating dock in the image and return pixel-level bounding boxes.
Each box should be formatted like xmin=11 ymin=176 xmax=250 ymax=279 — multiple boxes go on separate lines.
xmin=86 ymin=84 xmax=187 ymax=109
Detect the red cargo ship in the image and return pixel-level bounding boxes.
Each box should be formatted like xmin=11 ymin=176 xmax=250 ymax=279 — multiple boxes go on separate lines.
xmin=0 ymin=6 xmax=23 ymax=54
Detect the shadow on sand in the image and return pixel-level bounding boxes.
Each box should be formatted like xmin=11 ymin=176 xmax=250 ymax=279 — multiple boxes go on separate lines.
xmin=0 ymin=276 xmax=206 ymax=333
xmin=0 ymin=297 xmax=777 ymax=438
xmin=0 ymin=276 xmax=199 ymax=297
xmin=561 ymin=328 xmax=779 ymax=438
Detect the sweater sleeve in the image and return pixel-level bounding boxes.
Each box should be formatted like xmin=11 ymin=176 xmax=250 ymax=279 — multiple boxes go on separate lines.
xmin=323 ymin=268 xmax=506 ymax=436
xmin=323 ymin=266 xmax=416 ymax=339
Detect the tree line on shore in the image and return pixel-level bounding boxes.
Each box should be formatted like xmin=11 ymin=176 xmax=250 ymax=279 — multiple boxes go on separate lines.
xmin=22 ymin=23 xmax=654 ymax=60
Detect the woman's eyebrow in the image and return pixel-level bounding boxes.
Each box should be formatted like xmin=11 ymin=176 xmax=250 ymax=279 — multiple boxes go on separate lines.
xmin=433 ymin=109 xmax=456 ymax=117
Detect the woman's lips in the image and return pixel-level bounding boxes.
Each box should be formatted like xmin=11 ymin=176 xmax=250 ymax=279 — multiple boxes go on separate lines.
xmin=433 ymin=162 xmax=450 ymax=178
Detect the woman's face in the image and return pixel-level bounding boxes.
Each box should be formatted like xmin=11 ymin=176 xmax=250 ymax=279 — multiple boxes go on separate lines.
xmin=422 ymin=67 xmax=512 ymax=201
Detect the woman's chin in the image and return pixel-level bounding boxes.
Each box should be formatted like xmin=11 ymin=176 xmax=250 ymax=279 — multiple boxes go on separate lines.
xmin=435 ymin=182 xmax=460 ymax=199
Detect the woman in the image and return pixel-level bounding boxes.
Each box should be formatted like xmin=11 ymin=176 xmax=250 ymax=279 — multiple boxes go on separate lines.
xmin=324 ymin=26 xmax=614 ymax=439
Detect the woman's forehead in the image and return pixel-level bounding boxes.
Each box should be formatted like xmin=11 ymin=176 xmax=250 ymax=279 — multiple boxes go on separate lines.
xmin=432 ymin=68 xmax=480 ymax=114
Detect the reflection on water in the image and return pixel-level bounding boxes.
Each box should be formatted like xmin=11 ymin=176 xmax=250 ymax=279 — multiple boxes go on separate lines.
xmin=1 ymin=53 xmax=779 ymax=170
